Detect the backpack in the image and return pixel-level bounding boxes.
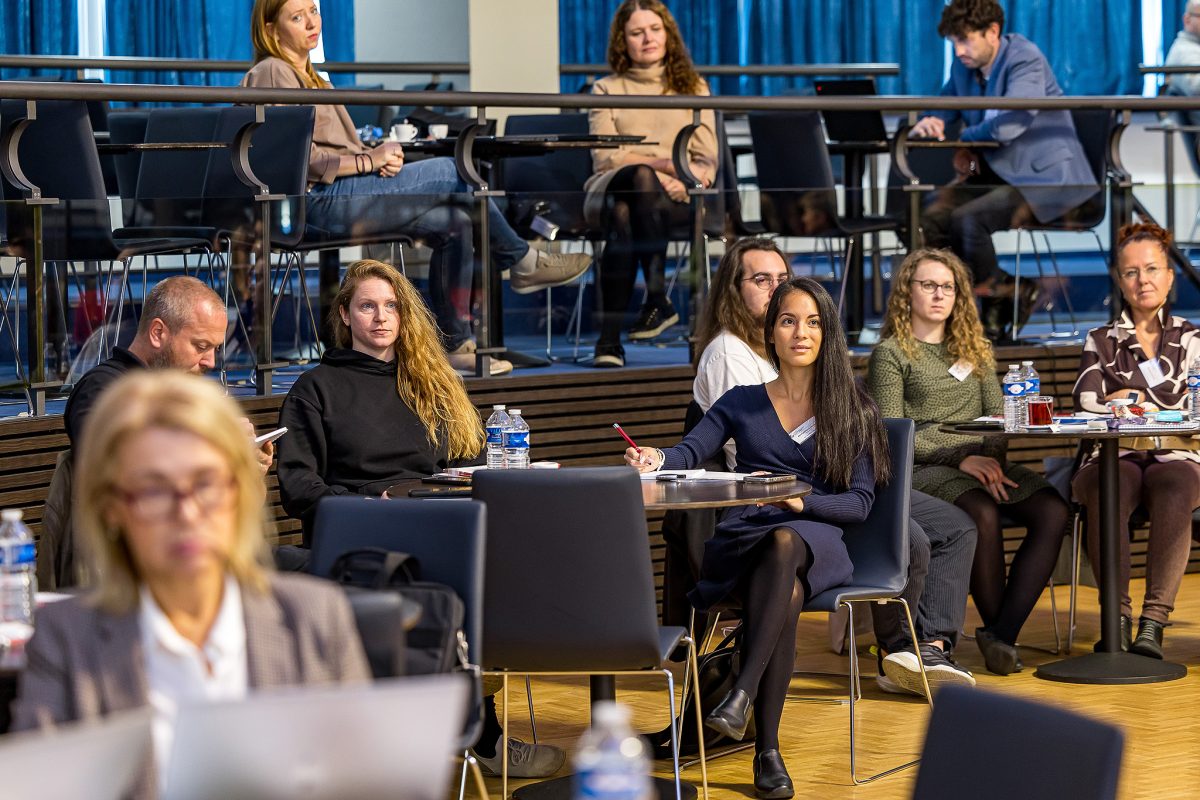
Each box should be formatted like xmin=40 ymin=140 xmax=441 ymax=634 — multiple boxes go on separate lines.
xmin=329 ymin=548 xmax=467 ymax=676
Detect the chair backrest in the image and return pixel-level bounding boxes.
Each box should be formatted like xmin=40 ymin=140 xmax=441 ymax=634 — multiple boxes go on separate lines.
xmin=1062 ymin=108 xmax=1112 ymax=228
xmin=499 ymin=113 xmax=594 ymax=237
xmin=663 ymin=111 xmax=728 ymax=240
xmin=0 ymin=99 xmax=117 ymax=261
xmin=344 ymin=84 xmax=387 ymax=129
xmin=107 ymin=110 xmax=151 ymax=227
xmin=912 ymin=685 xmax=1123 ymax=800
xmin=309 ymin=497 xmax=487 ymax=666
xmin=884 ymin=120 xmax=962 ymax=221
xmin=837 ymin=417 xmax=913 ymax=593
xmin=472 ymin=467 xmax=662 ymax=672
xmin=137 ymin=107 xmax=223 ymax=229
xmin=201 ymin=105 xmax=315 ymax=248
xmin=748 ymin=110 xmax=840 ymax=238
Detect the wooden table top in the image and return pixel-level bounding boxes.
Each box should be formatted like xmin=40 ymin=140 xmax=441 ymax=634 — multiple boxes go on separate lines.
xmin=641 ymin=476 xmax=812 ymax=511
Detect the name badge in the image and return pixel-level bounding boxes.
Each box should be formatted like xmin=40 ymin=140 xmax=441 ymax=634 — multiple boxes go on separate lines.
xmin=1138 ymin=358 xmax=1167 ymax=388
xmin=948 ymin=360 xmax=974 ymax=382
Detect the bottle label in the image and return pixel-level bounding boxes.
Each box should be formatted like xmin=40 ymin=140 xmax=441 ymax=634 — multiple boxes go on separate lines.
xmin=1004 ymin=381 xmax=1024 ymax=397
xmin=1189 ymin=374 xmax=1200 ymax=390
xmin=0 ymin=543 xmax=34 ymax=566
xmin=1026 ymin=379 xmax=1040 ymax=396
xmin=575 ymin=769 xmax=648 ymax=800
xmin=504 ymin=431 xmax=530 ymax=449
xmin=486 ymin=425 xmax=503 ymax=446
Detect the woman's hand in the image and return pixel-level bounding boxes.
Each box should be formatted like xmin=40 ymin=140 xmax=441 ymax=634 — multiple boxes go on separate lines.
xmin=369 ymin=142 xmax=405 ymax=177
xmin=624 ymin=446 xmax=662 ymax=473
xmin=648 ymin=157 xmax=676 ymax=176
xmin=760 ymin=496 xmax=805 ymax=513
xmin=659 ymin=174 xmax=688 ymax=203
xmin=959 ymin=455 xmax=1019 ymax=502
xmin=1105 ymin=389 xmax=1143 ymax=403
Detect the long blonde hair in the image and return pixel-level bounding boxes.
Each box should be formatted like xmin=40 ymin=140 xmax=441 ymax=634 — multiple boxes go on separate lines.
xmin=250 ymin=0 xmax=325 ymax=89
xmin=75 ymin=372 xmax=272 ymax=614
xmin=330 ymin=260 xmax=484 ymax=460
xmin=881 ymin=248 xmax=995 ymax=374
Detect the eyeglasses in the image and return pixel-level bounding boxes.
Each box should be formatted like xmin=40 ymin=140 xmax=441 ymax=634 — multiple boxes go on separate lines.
xmin=1119 ymin=265 xmax=1166 ymax=283
xmin=117 ymin=476 xmax=235 ymax=519
xmin=740 ymin=273 xmax=791 ymax=290
xmin=910 ymin=279 xmax=957 ymax=296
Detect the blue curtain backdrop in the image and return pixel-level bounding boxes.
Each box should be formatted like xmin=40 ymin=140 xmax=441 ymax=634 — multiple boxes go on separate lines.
xmin=105 ymin=0 xmax=356 ymax=97
xmin=0 ymin=0 xmax=77 ymax=80
xmin=560 ymin=0 xmax=1141 ymax=96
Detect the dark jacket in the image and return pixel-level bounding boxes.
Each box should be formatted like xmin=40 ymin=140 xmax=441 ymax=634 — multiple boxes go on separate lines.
xmin=63 ymin=346 xmax=147 ymax=448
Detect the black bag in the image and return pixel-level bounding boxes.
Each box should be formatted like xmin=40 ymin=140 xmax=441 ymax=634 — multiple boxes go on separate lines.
xmin=330 ymin=548 xmax=467 ymax=676
xmin=649 ymin=626 xmax=755 ymax=759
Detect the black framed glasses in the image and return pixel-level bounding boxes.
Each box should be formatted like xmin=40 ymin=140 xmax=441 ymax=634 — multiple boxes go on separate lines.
xmin=910 ymin=279 xmax=957 ymax=296
xmin=740 ymin=273 xmax=791 ymax=290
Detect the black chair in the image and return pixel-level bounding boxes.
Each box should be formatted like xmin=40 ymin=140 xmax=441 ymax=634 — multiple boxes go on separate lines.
xmin=748 ymin=110 xmax=902 ymax=312
xmin=1008 ymin=108 xmax=1113 ymax=339
xmin=344 ymin=84 xmax=388 ymax=130
xmin=472 ymin=467 xmax=709 ymax=800
xmin=106 ymin=110 xmax=150 ymax=227
xmin=793 ymin=417 xmax=930 ymax=785
xmin=309 ymin=496 xmax=489 ymax=800
xmin=911 ymin=685 xmax=1123 ymax=800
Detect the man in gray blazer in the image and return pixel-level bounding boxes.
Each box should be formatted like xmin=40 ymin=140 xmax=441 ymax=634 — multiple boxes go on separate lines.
xmin=913 ymin=0 xmax=1098 ymax=336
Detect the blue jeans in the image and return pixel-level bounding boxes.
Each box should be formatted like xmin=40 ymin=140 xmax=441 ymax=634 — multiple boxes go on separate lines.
xmin=306 ymin=157 xmax=529 ymax=349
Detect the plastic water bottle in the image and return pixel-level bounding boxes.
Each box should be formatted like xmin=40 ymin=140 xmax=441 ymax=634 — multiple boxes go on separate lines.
xmin=1190 ymin=354 xmax=1200 ymax=422
xmin=485 ymin=404 xmax=511 ymax=470
xmin=572 ymin=702 xmax=652 ymax=800
xmin=1021 ymin=360 xmax=1040 ymax=428
xmin=1003 ymin=364 xmax=1024 ymax=432
xmin=0 ymin=509 xmax=36 ymax=667
xmin=503 ymin=409 xmax=530 ymax=469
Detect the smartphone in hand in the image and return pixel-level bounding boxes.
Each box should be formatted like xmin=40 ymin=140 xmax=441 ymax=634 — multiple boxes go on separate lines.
xmin=254 ymin=427 xmax=288 ymax=446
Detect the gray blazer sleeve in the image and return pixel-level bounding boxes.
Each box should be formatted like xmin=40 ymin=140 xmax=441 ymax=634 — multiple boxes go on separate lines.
xmin=12 ymin=600 xmax=83 ymax=730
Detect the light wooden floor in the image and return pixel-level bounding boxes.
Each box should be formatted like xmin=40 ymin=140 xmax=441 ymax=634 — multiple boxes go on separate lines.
xmin=468 ymin=574 xmax=1200 ymax=800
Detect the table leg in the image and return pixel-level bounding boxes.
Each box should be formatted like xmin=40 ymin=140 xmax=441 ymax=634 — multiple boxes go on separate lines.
xmin=1035 ymin=438 xmax=1187 ymax=683
xmin=511 ymin=675 xmax=697 ymax=800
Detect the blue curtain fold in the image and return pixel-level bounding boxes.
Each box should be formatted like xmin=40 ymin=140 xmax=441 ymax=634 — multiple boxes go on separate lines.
xmin=0 ymin=0 xmax=78 ymax=80
xmin=559 ymin=0 xmax=1140 ymax=96
xmin=105 ymin=0 xmax=356 ymax=103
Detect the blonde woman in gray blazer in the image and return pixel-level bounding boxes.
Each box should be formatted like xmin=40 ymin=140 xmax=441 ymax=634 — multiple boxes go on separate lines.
xmin=14 ymin=371 xmax=369 ymax=798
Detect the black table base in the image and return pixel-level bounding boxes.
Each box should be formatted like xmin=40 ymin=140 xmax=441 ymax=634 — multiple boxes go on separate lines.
xmin=1035 ymin=652 xmax=1187 ymax=685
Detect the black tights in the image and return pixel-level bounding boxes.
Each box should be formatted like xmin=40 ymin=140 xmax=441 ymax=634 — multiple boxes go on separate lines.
xmin=955 ymin=487 xmax=1067 ymax=644
xmin=597 ymin=165 xmax=691 ymax=344
xmin=730 ymin=528 xmax=811 ymax=754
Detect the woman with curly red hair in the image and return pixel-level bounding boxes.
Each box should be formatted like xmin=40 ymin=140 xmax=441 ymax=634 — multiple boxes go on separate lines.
xmin=585 ymin=0 xmax=717 ymax=367
xmin=1072 ymin=223 xmax=1200 ymax=658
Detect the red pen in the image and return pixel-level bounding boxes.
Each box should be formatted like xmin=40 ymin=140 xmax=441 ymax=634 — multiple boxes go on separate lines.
xmin=612 ymin=423 xmax=641 ymax=454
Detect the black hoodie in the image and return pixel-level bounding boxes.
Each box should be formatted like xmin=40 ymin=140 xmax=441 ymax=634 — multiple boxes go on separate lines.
xmin=277 ymin=348 xmax=479 ymax=540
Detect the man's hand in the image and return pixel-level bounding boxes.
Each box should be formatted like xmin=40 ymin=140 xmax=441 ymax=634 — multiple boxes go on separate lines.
xmin=241 ymin=418 xmax=275 ymax=477
xmin=911 ymin=115 xmax=946 ymax=141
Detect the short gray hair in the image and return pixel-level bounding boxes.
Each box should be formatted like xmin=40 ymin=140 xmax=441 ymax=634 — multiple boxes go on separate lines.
xmin=136 ymin=276 xmax=224 ymax=335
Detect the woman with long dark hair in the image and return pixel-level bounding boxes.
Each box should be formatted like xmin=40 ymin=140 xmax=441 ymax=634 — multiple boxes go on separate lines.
xmin=627 ymin=277 xmax=889 ymax=798
xmin=869 ymin=248 xmax=1067 ymax=675
xmin=586 ymin=0 xmax=717 ymax=367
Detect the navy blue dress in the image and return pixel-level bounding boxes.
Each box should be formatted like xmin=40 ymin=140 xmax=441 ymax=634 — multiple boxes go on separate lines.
xmin=661 ymin=384 xmax=876 ymax=611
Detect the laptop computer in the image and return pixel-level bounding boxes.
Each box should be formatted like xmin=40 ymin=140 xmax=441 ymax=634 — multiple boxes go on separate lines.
xmin=0 ymin=708 xmax=151 ymax=799
xmin=163 ymin=674 xmax=470 ymax=800
xmin=814 ymin=78 xmax=890 ymax=144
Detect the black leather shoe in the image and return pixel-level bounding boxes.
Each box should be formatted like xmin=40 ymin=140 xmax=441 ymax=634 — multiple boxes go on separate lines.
xmin=753 ymin=749 xmax=794 ymax=799
xmin=1129 ymin=617 xmax=1165 ymax=660
xmin=1093 ymin=614 xmax=1132 ymax=653
xmin=975 ymin=627 xmax=1020 ymax=675
xmin=704 ymin=688 xmax=751 ymax=741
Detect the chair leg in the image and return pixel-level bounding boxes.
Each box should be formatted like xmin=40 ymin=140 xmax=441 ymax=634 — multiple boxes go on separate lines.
xmin=524 ymin=676 xmax=538 ymax=744
xmin=1047 ymin=576 xmax=1062 ymax=655
xmin=685 ymin=637 xmax=710 ymax=800
xmin=662 ymin=667 xmax=683 ymax=800
xmin=1068 ymin=511 xmax=1082 ymax=654
xmin=501 ymin=674 xmax=510 ymax=800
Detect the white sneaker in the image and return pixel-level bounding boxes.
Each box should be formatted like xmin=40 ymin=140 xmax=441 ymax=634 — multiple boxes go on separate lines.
xmin=471 ymin=736 xmax=566 ymax=778
xmin=877 ymin=649 xmax=923 ymax=695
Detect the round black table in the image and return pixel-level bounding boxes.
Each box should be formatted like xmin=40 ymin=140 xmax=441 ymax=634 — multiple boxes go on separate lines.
xmin=941 ymin=421 xmax=1196 ymax=684
xmin=514 ymin=476 xmax=810 ymax=800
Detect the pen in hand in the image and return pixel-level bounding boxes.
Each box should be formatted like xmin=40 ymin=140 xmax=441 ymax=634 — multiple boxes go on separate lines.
xmin=613 ymin=423 xmax=650 ymax=467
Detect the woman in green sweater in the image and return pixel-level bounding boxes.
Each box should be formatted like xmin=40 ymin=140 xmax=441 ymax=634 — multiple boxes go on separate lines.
xmin=868 ymin=248 xmax=1067 ymax=675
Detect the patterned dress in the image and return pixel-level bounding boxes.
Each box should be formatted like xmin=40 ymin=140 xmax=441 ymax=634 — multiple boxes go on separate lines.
xmin=867 ymin=337 xmax=1048 ymax=505
xmin=659 ymin=384 xmax=876 ymax=611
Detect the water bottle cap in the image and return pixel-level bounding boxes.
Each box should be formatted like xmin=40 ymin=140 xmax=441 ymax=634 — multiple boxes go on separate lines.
xmin=0 ymin=510 xmax=21 ymax=522
xmin=1008 ymin=364 xmax=1019 ymax=370
xmin=1021 ymin=360 xmax=1033 ymax=366
xmin=590 ymin=701 xmax=631 ymax=727
xmin=509 ymin=409 xmax=521 ymax=415
xmin=492 ymin=404 xmax=506 ymax=410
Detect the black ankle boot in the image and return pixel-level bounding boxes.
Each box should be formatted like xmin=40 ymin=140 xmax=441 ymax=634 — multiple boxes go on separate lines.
xmin=975 ymin=627 xmax=1020 ymax=675
xmin=753 ymin=749 xmax=794 ymax=799
xmin=1093 ymin=614 xmax=1132 ymax=653
xmin=704 ymin=688 xmax=751 ymax=741
xmin=1129 ymin=617 xmax=1165 ymax=660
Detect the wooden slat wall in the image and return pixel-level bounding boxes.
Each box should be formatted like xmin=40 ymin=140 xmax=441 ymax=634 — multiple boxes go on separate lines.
xmin=2 ymin=343 xmax=1191 ymax=601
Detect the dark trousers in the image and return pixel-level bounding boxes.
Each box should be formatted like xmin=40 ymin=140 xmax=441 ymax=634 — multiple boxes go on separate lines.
xmin=871 ymin=491 xmax=978 ymax=652
xmin=920 ymin=161 xmax=1031 ymax=287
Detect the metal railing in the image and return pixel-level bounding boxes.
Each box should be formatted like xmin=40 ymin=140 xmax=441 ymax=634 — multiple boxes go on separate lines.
xmin=0 ymin=54 xmax=469 ymax=76
xmin=559 ymin=62 xmax=900 ymax=77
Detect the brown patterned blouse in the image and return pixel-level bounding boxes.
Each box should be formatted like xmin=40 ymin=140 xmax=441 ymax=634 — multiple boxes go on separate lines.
xmin=1073 ymin=307 xmax=1200 ymax=463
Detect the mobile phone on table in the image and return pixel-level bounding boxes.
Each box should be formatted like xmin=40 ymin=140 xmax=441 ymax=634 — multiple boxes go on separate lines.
xmin=408 ymin=486 xmax=473 ymax=498
xmin=656 ymin=473 xmax=688 ymax=482
xmin=422 ymin=474 xmax=472 ymax=486
xmin=744 ymin=473 xmax=797 ymax=484
xmin=254 ymin=427 xmax=288 ymax=446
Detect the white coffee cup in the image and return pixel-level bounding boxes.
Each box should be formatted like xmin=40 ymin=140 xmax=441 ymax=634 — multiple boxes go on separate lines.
xmin=429 ymin=123 xmax=450 ymax=140
xmin=390 ymin=123 xmax=419 ymax=143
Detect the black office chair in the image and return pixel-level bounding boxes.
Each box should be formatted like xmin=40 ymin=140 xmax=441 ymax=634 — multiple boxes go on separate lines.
xmin=473 ymin=467 xmax=709 ymax=800
xmin=911 ymin=685 xmax=1123 ymax=800
xmin=309 ymin=496 xmax=489 ymax=800
xmin=749 ymin=110 xmax=902 ymax=313
xmin=106 ymin=110 xmax=151 ymax=227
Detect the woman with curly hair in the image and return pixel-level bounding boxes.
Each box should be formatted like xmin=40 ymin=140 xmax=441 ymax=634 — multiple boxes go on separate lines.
xmin=868 ymin=248 xmax=1067 ymax=675
xmin=585 ymin=0 xmax=718 ymax=367
xmin=277 ymin=259 xmax=485 ymax=542
xmin=1071 ymin=223 xmax=1200 ymax=658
